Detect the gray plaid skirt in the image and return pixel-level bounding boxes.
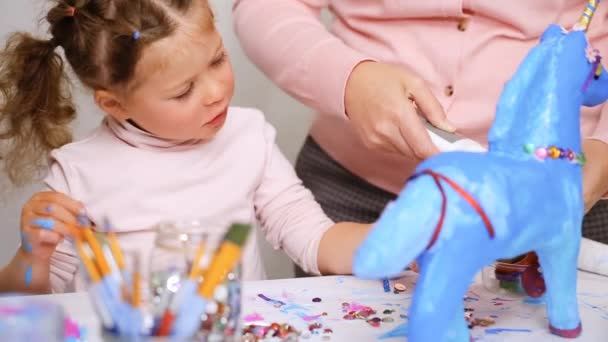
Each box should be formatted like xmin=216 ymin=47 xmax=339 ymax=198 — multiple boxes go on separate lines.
xmin=294 ymin=137 xmax=608 ymax=276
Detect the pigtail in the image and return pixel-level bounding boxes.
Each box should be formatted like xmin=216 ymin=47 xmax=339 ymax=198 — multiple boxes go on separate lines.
xmin=0 ymin=33 xmax=75 ymax=186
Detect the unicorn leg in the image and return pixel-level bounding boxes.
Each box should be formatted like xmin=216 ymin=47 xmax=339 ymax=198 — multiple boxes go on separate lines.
xmin=354 ymin=176 xmax=441 ymax=279
xmin=408 ymin=251 xmax=475 ymax=342
xmin=536 ymin=236 xmax=582 ymax=338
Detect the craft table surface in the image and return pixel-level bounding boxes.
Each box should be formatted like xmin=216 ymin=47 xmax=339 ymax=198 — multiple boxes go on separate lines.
xmin=1 ymin=271 xmax=607 ymax=341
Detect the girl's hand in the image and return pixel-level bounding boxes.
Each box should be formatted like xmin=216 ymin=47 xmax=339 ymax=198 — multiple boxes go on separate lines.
xmin=344 ymin=61 xmax=455 ymax=160
xmin=20 ymin=191 xmax=84 ymax=260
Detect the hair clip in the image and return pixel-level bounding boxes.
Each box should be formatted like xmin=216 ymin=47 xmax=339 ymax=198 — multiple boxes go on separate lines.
xmin=133 ymin=31 xmax=141 ymax=40
xmin=67 ymin=6 xmax=75 ymax=17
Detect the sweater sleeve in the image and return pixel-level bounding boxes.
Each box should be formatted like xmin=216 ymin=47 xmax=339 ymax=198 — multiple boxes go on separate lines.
xmin=233 ymin=0 xmax=375 ymax=116
xmin=253 ymin=121 xmax=334 ymax=275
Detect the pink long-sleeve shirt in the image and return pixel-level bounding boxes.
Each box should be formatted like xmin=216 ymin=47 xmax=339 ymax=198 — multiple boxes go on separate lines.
xmin=233 ymin=0 xmax=608 ymax=194
xmin=45 ymin=107 xmax=333 ymax=293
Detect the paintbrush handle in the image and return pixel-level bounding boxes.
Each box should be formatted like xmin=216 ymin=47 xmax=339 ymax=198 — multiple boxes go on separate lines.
xmin=107 ymin=233 xmax=126 ymax=270
xmin=74 ymin=238 xmax=101 ymax=283
xmin=81 ymin=228 xmax=111 ymax=276
xmin=198 ymin=242 xmax=242 ymax=298
xmin=189 ymin=244 xmax=206 ymax=280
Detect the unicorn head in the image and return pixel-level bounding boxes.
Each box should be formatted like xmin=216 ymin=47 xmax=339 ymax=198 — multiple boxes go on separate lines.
xmin=488 ymin=4 xmax=608 ymax=153
xmin=538 ymin=24 xmax=608 ymax=107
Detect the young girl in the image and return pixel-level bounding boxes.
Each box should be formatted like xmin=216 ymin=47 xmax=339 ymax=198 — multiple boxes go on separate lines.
xmin=0 ymin=0 xmax=369 ymax=294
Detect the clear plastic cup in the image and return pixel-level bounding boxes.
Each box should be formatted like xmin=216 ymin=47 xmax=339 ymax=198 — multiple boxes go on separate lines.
xmin=0 ymin=297 xmax=65 ymax=342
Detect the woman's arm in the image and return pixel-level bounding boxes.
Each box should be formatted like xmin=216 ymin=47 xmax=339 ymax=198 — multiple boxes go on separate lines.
xmin=233 ymin=0 xmax=373 ymax=117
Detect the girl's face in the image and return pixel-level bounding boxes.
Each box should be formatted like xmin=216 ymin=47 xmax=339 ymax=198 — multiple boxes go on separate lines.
xmin=104 ymin=23 xmax=235 ymax=141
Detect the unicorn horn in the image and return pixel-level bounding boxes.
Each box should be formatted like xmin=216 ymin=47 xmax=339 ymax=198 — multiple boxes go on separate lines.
xmin=576 ymin=0 xmax=601 ymax=32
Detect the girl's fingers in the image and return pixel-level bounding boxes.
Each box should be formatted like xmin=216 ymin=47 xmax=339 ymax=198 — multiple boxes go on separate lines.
xmin=38 ymin=229 xmax=62 ymax=244
xmin=33 ymin=192 xmax=85 ymax=216
xmin=22 ymin=212 xmax=70 ymax=236
xmin=21 ymin=225 xmax=63 ymax=252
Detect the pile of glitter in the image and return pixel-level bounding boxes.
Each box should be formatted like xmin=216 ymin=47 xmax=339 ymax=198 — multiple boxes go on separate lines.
xmin=242 ymin=322 xmax=300 ymax=341
xmin=341 ymin=302 xmax=394 ymax=327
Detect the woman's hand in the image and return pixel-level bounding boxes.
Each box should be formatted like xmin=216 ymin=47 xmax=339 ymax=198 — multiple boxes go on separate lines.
xmin=344 ymin=61 xmax=455 ymax=160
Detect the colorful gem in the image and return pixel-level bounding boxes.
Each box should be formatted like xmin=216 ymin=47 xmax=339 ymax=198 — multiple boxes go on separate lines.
xmin=525 ymin=144 xmax=584 ymax=165
xmin=578 ymin=154 xmax=587 ymax=166
xmin=566 ymin=149 xmax=575 ymax=161
xmin=548 ymin=146 xmax=561 ymax=159
xmin=535 ymin=147 xmax=548 ymax=160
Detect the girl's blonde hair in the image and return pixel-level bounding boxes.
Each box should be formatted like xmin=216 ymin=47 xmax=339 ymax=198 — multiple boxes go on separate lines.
xmin=0 ymin=0 xmax=213 ymax=186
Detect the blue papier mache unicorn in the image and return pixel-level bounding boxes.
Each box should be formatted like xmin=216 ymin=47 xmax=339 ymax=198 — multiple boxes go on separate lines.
xmin=353 ymin=1 xmax=608 ymax=341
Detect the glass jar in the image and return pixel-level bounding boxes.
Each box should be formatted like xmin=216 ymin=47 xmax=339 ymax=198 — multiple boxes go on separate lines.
xmin=148 ymin=219 xmax=242 ymax=341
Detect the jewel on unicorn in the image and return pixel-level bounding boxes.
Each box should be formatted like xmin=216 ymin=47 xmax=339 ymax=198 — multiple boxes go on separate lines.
xmin=353 ymin=3 xmax=608 ymax=342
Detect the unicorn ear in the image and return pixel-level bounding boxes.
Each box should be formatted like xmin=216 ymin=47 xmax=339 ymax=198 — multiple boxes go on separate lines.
xmin=583 ymin=64 xmax=608 ymax=107
xmin=540 ymin=24 xmax=564 ymax=42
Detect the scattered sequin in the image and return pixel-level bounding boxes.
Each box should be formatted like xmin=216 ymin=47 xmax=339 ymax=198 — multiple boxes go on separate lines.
xmin=393 ymin=283 xmax=407 ymax=292
xmin=242 ymin=322 xmax=299 ymax=341
xmin=312 ymin=297 xmax=322 ymax=303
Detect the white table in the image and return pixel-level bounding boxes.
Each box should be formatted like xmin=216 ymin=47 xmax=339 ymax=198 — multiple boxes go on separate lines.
xmin=1 ymin=271 xmax=607 ymax=341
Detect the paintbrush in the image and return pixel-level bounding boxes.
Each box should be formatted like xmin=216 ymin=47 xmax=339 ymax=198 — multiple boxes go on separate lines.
xmin=171 ymin=223 xmax=251 ymax=338
xmin=156 ymin=242 xmax=207 ymax=336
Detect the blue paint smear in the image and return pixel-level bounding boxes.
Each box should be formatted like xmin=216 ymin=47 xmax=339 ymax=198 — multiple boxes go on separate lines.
xmin=280 ymin=304 xmax=309 ymax=314
xmin=20 ymin=231 xmax=32 ymax=253
xmin=383 ymin=278 xmax=391 ymax=292
xmin=379 ymin=322 xmax=408 ymax=339
xmin=523 ymin=296 xmax=545 ymax=304
xmin=24 ymin=265 xmax=32 ymax=285
xmin=32 ymin=218 xmax=54 ymax=230
xmin=485 ymin=328 xmax=532 ymax=334
xmin=579 ymin=299 xmax=608 ymax=320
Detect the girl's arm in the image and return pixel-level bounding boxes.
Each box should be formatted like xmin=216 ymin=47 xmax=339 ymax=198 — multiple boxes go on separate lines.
xmin=254 ymin=117 xmax=372 ymax=275
xmin=317 ymin=222 xmax=371 ymax=275
xmin=0 ymin=249 xmax=52 ymax=294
